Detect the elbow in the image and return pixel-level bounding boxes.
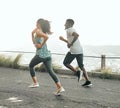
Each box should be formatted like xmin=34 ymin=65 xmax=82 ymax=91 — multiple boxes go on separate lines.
xmin=45 ymin=36 xmax=49 ymax=41
xmin=32 ymin=32 xmax=34 ymax=37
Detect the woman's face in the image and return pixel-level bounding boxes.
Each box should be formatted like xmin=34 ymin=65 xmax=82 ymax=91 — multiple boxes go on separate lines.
xmin=36 ymin=22 xmax=41 ymax=29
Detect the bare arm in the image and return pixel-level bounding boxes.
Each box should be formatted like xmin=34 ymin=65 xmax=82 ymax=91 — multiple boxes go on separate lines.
xmin=59 ymin=32 xmax=79 ymax=48
xmin=35 ymin=29 xmax=48 ymax=49
xmin=31 ymin=28 xmax=37 ymax=44
xmin=59 ymin=36 xmax=68 ymax=43
xmin=68 ymin=32 xmax=79 ymax=48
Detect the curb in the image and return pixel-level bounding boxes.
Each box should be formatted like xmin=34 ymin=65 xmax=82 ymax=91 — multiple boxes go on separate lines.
xmin=56 ymin=69 xmax=120 ymax=80
xmin=2 ymin=66 xmax=120 ymax=81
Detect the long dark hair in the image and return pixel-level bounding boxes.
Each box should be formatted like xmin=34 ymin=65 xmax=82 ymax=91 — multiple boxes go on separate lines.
xmin=37 ymin=18 xmax=52 ymax=35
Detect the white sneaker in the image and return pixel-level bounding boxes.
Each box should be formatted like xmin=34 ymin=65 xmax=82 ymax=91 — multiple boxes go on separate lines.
xmin=28 ymin=83 xmax=39 ymax=88
xmin=54 ymin=87 xmax=65 ymax=96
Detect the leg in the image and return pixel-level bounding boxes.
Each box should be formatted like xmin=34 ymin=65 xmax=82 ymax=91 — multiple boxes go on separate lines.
xmin=63 ymin=52 xmax=77 ymax=73
xmin=44 ymin=57 xmax=65 ymax=94
xmin=44 ymin=57 xmax=60 ymax=87
xmin=76 ymin=54 xmax=89 ymax=81
xmin=76 ymin=54 xmax=92 ymax=86
xmin=29 ymin=55 xmax=42 ymax=84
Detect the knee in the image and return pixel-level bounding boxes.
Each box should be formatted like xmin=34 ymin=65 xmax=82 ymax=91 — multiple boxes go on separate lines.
xmin=63 ymin=61 xmax=69 ymax=67
xmin=29 ymin=62 xmax=34 ymax=68
xmin=63 ymin=61 xmax=67 ymax=66
xmin=79 ymin=65 xmax=84 ymax=70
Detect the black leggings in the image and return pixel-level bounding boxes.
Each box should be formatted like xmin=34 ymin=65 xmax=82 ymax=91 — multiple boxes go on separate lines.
xmin=29 ymin=55 xmax=59 ymax=83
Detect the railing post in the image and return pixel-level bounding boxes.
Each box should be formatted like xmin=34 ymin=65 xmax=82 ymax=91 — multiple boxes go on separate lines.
xmin=101 ymin=55 xmax=106 ymax=69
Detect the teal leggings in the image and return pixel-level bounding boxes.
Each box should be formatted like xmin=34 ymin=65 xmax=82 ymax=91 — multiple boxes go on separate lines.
xmin=29 ymin=55 xmax=59 ymax=83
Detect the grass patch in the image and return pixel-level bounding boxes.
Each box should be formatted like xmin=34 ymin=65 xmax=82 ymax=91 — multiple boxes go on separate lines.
xmin=0 ymin=55 xmax=13 ymax=67
xmin=0 ymin=54 xmax=22 ymax=69
xmin=94 ymin=67 xmax=112 ymax=73
xmin=0 ymin=54 xmax=62 ymax=73
xmin=92 ymin=67 xmax=114 ymax=79
xmin=12 ymin=54 xmax=22 ymax=68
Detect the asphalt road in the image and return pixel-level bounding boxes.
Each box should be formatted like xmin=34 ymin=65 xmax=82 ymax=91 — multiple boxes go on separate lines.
xmin=0 ymin=67 xmax=120 ymax=108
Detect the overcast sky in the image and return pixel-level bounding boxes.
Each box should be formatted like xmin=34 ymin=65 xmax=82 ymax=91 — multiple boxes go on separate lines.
xmin=0 ymin=0 xmax=120 ymax=52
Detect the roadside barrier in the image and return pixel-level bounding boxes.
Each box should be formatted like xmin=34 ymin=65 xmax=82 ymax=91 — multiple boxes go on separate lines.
xmin=0 ymin=50 xmax=120 ymax=70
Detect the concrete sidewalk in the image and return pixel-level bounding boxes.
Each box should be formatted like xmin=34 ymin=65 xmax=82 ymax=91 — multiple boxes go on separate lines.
xmin=0 ymin=67 xmax=120 ymax=108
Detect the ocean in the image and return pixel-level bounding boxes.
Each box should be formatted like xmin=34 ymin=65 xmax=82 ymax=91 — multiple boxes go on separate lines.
xmin=0 ymin=45 xmax=120 ymax=73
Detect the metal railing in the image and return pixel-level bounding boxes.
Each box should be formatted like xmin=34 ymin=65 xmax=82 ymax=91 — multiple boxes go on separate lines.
xmin=0 ymin=50 xmax=120 ymax=70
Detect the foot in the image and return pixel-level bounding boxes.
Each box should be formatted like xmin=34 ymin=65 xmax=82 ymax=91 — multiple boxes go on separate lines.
xmin=28 ymin=83 xmax=39 ymax=88
xmin=54 ymin=87 xmax=65 ymax=96
xmin=76 ymin=71 xmax=81 ymax=82
xmin=82 ymin=81 xmax=92 ymax=87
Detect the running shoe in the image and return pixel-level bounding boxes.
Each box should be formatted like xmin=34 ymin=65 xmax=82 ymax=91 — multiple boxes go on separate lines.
xmin=28 ymin=83 xmax=39 ymax=88
xmin=82 ymin=81 xmax=92 ymax=87
xmin=54 ymin=87 xmax=65 ymax=96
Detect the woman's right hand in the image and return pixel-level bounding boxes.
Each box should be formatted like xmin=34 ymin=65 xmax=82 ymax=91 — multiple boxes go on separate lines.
xmin=32 ymin=28 xmax=38 ymax=44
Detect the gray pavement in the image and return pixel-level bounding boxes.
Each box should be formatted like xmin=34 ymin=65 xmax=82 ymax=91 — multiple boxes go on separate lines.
xmin=0 ymin=67 xmax=120 ymax=108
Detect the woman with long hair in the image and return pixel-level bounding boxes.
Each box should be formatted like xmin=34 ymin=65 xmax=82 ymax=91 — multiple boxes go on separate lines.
xmin=29 ymin=18 xmax=65 ymax=95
